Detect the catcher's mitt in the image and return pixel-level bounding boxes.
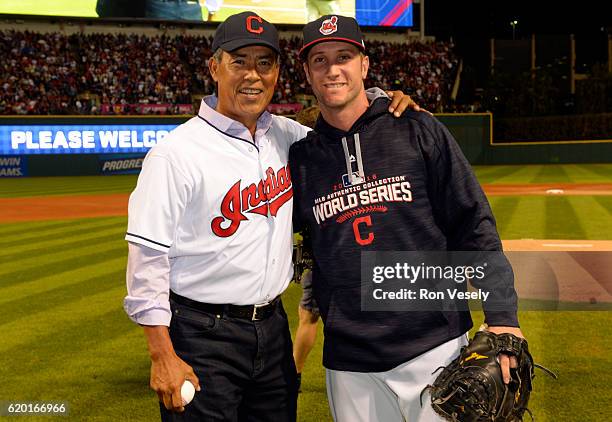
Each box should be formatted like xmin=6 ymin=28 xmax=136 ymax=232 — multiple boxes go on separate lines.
xmin=422 ymin=331 xmax=556 ymax=421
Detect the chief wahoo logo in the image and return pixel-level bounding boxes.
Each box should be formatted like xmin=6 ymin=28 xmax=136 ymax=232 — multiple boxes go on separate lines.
xmin=319 ymin=16 xmax=338 ymax=35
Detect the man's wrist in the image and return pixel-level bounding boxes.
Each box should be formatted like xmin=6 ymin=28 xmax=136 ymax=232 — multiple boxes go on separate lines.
xmin=143 ymin=325 xmax=175 ymax=361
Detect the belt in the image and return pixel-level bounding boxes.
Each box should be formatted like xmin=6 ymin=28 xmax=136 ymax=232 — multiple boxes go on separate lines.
xmin=170 ymin=291 xmax=279 ymax=321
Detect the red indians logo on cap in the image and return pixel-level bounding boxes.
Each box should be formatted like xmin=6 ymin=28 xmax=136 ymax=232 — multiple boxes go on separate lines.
xmin=319 ymin=16 xmax=338 ymax=35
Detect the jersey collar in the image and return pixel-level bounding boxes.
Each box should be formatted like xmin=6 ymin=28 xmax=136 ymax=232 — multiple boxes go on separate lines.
xmin=198 ymin=96 xmax=273 ymax=144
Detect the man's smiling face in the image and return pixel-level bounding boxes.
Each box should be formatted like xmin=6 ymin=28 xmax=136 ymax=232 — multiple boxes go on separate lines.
xmin=209 ymin=45 xmax=279 ymax=129
xmin=304 ymin=41 xmax=369 ymax=110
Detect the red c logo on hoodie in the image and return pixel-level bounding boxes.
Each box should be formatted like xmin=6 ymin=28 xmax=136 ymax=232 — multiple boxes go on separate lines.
xmin=353 ymin=215 xmax=374 ymax=246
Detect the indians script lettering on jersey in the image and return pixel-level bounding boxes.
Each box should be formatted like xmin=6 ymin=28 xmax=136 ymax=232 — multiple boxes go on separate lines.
xmin=313 ymin=175 xmax=412 ymax=225
xmin=212 ymin=165 xmax=292 ymax=237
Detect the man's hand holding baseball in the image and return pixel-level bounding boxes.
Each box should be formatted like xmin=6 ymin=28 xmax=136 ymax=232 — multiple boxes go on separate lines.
xmin=144 ymin=326 xmax=201 ymax=412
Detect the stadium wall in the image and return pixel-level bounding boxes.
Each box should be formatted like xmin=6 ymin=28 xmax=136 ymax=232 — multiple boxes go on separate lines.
xmin=2 ymin=114 xmax=612 ymax=177
xmin=437 ymin=114 xmax=612 ymax=165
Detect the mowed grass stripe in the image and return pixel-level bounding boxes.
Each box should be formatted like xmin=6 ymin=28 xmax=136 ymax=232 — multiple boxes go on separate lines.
xmin=0 ymin=255 xmax=126 ymax=306
xmin=491 ymin=196 xmax=611 ymax=240
xmin=0 ymin=218 xmax=125 ymax=249
xmin=593 ymin=196 xmax=612 ymax=215
xmin=2 ymin=334 xmax=157 ymax=422
xmin=526 ymin=311 xmax=611 ymax=422
xmin=532 ymin=164 xmax=573 ymax=183
xmin=1 ymin=269 xmax=124 ymax=327
xmin=0 ymin=243 xmax=126 ymax=288
xmin=489 ymin=165 xmax=542 ymax=184
xmin=0 ymin=288 xmax=126 ymax=355
xmin=487 ymin=196 xmax=520 ymax=236
xmin=472 ymin=165 xmax=525 ymax=184
xmin=0 ymin=228 xmax=127 ymax=268
xmin=0 ymin=218 xmax=95 ymax=238
xmin=18 ymin=329 xmax=157 ymax=421
xmin=0 ymin=175 xmax=138 ymax=198
xmin=0 ymin=215 xmax=125 ymax=239
xmin=490 ymin=196 xmax=546 ymax=239
xmin=560 ymin=164 xmax=611 ymax=183
xmin=0 ymin=322 xmax=156 ymax=420
xmin=574 ymin=163 xmax=612 ymax=181
xmin=0 ymin=230 xmax=125 ymax=266
xmin=544 ymin=196 xmax=586 ymax=239
xmin=568 ymin=196 xmax=612 ymax=239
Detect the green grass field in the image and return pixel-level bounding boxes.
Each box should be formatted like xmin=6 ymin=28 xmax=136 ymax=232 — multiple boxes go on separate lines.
xmin=0 ymin=164 xmax=610 ymax=421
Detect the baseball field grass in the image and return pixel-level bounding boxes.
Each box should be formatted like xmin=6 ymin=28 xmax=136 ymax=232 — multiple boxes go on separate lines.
xmin=0 ymin=163 xmax=610 ymax=421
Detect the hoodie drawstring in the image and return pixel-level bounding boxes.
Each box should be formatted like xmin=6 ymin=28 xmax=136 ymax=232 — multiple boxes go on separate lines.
xmin=341 ymin=134 xmax=365 ymax=185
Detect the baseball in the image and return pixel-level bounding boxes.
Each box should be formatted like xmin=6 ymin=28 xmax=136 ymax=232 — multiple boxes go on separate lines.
xmin=181 ymin=380 xmax=196 ymax=406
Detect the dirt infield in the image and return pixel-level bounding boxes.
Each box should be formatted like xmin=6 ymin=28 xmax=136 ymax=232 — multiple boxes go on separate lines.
xmin=503 ymin=239 xmax=612 ymax=251
xmin=502 ymin=240 xmax=612 ymax=305
xmin=483 ymin=183 xmax=612 ymax=196
xmin=0 ymin=193 xmax=129 ymax=222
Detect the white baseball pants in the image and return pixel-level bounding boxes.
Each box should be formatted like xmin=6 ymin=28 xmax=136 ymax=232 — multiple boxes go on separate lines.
xmin=326 ymin=334 xmax=469 ymax=422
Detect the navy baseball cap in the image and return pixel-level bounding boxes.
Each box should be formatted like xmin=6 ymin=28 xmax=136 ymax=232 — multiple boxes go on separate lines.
xmin=299 ymin=15 xmax=366 ymax=60
xmin=212 ymin=11 xmax=280 ymax=54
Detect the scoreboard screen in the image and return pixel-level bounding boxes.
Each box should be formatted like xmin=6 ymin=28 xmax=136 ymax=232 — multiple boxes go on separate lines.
xmin=0 ymin=0 xmax=413 ymax=27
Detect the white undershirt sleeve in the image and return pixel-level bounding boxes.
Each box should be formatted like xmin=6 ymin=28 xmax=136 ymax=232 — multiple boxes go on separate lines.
xmin=124 ymin=242 xmax=172 ymax=326
xmin=126 ymin=153 xmax=191 ymax=252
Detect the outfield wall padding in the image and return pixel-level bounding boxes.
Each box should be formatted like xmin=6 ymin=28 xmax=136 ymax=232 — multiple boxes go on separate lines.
xmin=437 ymin=114 xmax=612 ymax=165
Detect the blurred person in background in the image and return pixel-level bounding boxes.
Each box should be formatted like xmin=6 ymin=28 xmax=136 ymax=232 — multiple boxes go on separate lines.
xmin=306 ymin=0 xmax=340 ymax=21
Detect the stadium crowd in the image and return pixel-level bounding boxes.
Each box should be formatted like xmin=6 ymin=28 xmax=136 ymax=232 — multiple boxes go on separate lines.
xmin=0 ymin=30 xmax=458 ymax=115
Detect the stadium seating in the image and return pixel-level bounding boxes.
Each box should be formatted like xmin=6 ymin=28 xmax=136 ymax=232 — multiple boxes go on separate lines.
xmin=0 ymin=30 xmax=458 ymax=115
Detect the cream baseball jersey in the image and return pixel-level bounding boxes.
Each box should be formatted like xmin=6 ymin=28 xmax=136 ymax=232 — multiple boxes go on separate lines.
xmin=126 ymin=97 xmax=309 ymax=305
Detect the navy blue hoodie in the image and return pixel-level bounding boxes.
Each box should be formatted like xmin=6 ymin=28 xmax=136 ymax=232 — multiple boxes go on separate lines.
xmin=289 ymin=98 xmax=518 ymax=372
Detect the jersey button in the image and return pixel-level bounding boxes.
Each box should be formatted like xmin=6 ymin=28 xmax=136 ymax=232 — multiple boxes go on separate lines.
xmin=248 ymin=147 xmax=253 ymax=152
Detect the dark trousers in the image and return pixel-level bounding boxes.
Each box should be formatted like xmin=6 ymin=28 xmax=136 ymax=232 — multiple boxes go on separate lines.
xmin=161 ymin=298 xmax=298 ymax=422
